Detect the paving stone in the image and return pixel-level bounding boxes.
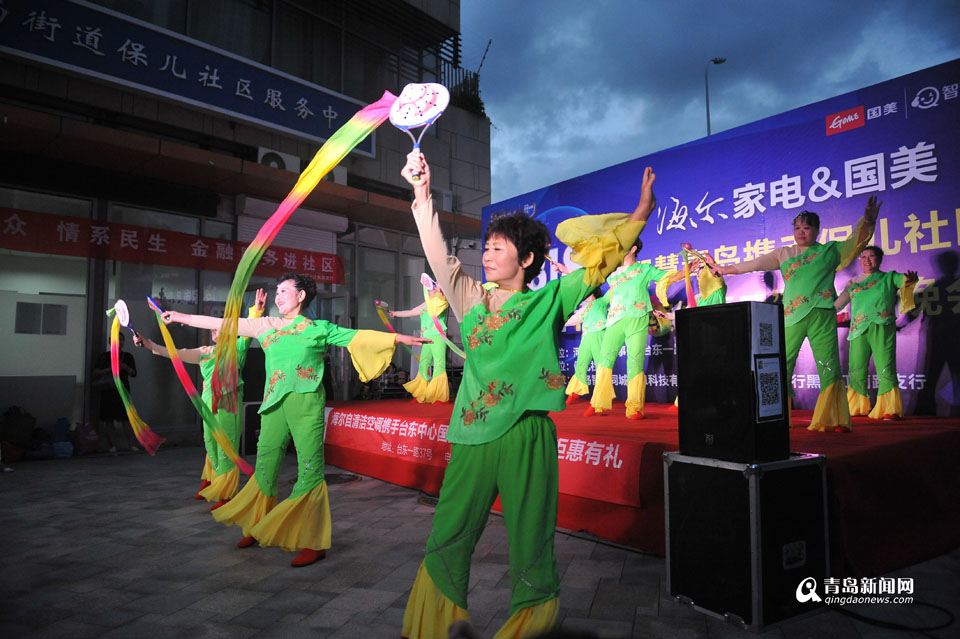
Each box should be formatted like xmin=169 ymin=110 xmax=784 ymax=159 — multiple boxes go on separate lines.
xmin=3 ymin=446 xmax=959 ymax=639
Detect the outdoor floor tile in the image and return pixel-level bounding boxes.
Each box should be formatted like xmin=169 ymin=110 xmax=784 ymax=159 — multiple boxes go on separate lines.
xmin=2 ymin=446 xmax=958 ymax=639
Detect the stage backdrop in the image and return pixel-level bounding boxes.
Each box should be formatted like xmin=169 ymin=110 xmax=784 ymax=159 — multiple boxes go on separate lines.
xmin=483 ymin=59 xmax=960 ymax=415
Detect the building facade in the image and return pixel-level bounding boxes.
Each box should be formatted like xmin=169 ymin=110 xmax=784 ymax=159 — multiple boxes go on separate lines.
xmin=0 ymin=0 xmax=488 ymax=436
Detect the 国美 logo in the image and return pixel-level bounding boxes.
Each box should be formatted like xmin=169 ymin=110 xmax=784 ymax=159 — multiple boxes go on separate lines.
xmin=825 ymin=106 xmax=865 ymax=136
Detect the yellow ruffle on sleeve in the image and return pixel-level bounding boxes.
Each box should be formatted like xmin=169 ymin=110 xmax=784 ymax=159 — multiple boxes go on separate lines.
xmin=654 ymin=270 xmax=677 ymax=308
xmin=899 ymin=278 xmax=918 ymax=314
xmin=247 ymin=305 xmax=264 ymax=319
xmin=347 ymin=330 xmax=398 ymax=382
xmin=697 ymin=268 xmax=725 ymax=302
xmin=555 ymin=213 xmax=646 ymax=286
xmin=425 ymin=292 xmax=449 ymax=316
xmin=837 ymin=215 xmax=876 ymax=271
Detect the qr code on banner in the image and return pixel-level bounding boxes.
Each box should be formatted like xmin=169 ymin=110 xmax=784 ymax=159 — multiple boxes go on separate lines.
xmin=759 ymin=322 xmax=774 ymax=348
xmin=758 ymin=372 xmax=781 ymax=408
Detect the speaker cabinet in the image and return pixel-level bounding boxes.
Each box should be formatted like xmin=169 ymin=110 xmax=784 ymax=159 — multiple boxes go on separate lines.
xmin=676 ymin=301 xmax=789 ymax=463
xmin=665 ymin=452 xmax=829 ymax=630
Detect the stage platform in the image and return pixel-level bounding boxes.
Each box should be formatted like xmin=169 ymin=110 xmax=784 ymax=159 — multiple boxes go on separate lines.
xmin=324 ymin=399 xmax=960 ymax=578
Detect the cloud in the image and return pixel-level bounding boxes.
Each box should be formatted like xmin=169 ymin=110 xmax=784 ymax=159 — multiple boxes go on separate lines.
xmin=462 ymin=0 xmax=960 ymax=202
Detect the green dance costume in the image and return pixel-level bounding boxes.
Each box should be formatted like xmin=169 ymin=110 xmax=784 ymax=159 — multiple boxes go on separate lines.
xmin=836 ymin=270 xmax=917 ymax=419
xmin=735 ymin=214 xmax=875 ymax=431
xmin=212 ymin=315 xmax=396 ymax=551
xmin=590 ymin=262 xmax=668 ymax=417
xmin=403 ymin=291 xmax=450 ymax=403
xmin=143 ymin=304 xmax=262 ymax=502
xmin=564 ymin=296 xmax=610 ymax=397
xmin=401 ymin=195 xmax=643 ymax=639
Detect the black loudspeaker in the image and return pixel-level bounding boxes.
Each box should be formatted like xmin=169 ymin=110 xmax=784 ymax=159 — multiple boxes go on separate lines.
xmin=665 ymin=452 xmax=829 ymax=631
xmin=676 ymin=301 xmax=789 ymax=463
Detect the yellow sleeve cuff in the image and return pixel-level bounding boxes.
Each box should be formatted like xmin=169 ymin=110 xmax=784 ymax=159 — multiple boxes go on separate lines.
xmin=247 ymin=305 xmax=264 ymax=319
xmin=899 ymin=278 xmax=918 ymax=315
xmin=837 ymin=215 xmax=875 ymax=271
xmin=555 ymin=213 xmax=646 ymax=286
xmin=347 ymin=330 xmax=398 ymax=382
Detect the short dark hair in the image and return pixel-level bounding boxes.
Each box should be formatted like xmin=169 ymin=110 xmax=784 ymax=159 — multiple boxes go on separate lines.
xmin=861 ymin=245 xmax=884 ymax=262
xmin=278 ymin=272 xmax=317 ymax=308
xmin=793 ymin=210 xmax=820 ymax=229
xmin=484 ymin=213 xmax=551 ymax=285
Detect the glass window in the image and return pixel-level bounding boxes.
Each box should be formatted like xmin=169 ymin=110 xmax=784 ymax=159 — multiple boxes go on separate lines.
xmin=202 ymin=219 xmax=233 ymax=240
xmin=108 ymin=261 xmax=199 ymax=427
xmin=88 ymin=0 xmax=188 ymax=33
xmin=0 ymin=187 xmax=92 ymax=218
xmin=109 ymin=204 xmax=200 ymax=234
xmin=188 ymin=0 xmax=271 ymax=65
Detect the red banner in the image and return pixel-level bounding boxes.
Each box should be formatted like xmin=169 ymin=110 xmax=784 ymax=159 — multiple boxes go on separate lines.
xmin=325 ymin=405 xmax=647 ymax=508
xmin=0 ymin=207 xmax=344 ymax=284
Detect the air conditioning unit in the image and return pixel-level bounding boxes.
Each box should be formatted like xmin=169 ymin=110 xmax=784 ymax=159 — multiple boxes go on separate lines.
xmin=433 ymin=189 xmax=454 ymax=211
xmin=257 ymin=147 xmax=301 ymax=172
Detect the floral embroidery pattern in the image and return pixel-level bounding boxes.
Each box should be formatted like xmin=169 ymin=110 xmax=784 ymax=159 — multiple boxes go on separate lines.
xmin=467 ymin=306 xmax=524 ymax=349
xmin=261 ymin=319 xmax=311 ymax=350
xmin=850 ymin=313 xmax=868 ymax=333
xmin=851 ymin=275 xmax=881 ymax=297
xmin=784 ymin=295 xmax=810 ymax=317
xmin=877 ymin=310 xmax=892 ymax=320
xmin=296 ymin=365 xmax=319 ymax=380
xmin=461 ymin=380 xmax=514 ymax=425
xmin=539 ymin=368 xmax=566 ymax=390
xmin=264 ymin=370 xmax=287 ymax=399
xmin=819 ymin=290 xmax=834 ymax=300
xmin=783 ymin=249 xmax=820 ymax=282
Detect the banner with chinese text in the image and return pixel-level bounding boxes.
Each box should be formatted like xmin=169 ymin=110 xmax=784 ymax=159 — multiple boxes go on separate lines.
xmin=485 ymin=59 xmax=960 ymax=414
xmin=0 ymin=207 xmax=344 ymax=283
xmin=325 ymin=404 xmax=649 ymax=507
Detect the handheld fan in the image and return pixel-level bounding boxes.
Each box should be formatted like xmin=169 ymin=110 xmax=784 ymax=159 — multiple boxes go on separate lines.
xmin=390 ymin=83 xmax=450 ymax=180
xmin=110 ymin=299 xmax=139 ymax=336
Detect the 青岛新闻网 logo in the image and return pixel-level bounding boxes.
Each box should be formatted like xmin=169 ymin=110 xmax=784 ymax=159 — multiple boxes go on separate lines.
xmin=796 ymin=577 xmax=822 ymax=603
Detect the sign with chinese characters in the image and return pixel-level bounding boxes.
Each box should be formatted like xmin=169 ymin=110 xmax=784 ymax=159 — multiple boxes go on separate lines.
xmin=0 ymin=207 xmax=344 ymax=283
xmin=325 ymin=404 xmax=646 ymax=507
xmin=486 ymin=59 xmax=960 ymax=412
xmin=0 ymin=0 xmax=375 ymax=155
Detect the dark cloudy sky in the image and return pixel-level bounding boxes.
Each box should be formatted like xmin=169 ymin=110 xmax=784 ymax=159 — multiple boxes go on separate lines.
xmin=459 ymin=1 xmax=960 ymax=203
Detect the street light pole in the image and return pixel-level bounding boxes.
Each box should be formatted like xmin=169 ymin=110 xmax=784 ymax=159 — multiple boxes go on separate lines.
xmin=705 ymin=57 xmax=726 ymax=136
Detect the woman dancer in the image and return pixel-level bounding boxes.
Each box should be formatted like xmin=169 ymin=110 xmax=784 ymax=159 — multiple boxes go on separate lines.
xmin=717 ymin=197 xmax=879 ymax=431
xmin=136 ymin=289 xmax=266 ymax=506
xmin=834 ymin=246 xmax=918 ymax=419
xmin=399 ymin=150 xmax=655 ymax=638
xmin=162 ymin=273 xmax=428 ymax=566
xmin=587 ymin=240 xmax=685 ymax=419
xmin=389 ymin=274 xmax=451 ymax=403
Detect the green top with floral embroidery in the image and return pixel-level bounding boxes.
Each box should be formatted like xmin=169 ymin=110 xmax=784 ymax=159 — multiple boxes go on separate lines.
xmin=258 ymin=316 xmax=357 ymax=413
xmin=780 ymin=242 xmax=846 ymax=327
xmin=604 ymin=262 xmax=667 ymax=329
xmin=451 ymin=275 xmax=593 ymax=445
xmin=842 ymin=271 xmax=910 ymax=340
xmin=581 ymin=296 xmax=610 ymax=334
xmin=200 ymin=337 xmax=253 ymax=406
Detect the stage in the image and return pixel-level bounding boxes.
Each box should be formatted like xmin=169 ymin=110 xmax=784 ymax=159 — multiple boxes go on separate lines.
xmin=324 ymin=398 xmax=960 ymax=578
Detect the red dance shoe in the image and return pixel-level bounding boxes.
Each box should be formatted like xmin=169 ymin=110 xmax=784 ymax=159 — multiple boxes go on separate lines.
xmin=629 ymin=412 xmax=644 ymax=420
xmin=291 ymin=548 xmax=326 ymax=567
xmin=565 ymin=393 xmax=580 ymax=406
xmin=236 ymin=536 xmax=257 ymax=548
xmin=195 ymin=479 xmax=211 ymax=500
xmin=210 ymin=499 xmax=230 ymax=511
xmin=584 ymin=406 xmax=604 ymax=417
